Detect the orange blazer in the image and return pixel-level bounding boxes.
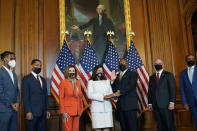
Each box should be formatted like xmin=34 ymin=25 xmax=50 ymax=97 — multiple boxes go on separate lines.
xmin=59 ymin=79 xmax=83 ymax=116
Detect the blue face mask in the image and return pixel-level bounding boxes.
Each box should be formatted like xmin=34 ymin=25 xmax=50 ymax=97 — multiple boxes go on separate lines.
xmin=96 ymin=72 xmax=103 ymax=77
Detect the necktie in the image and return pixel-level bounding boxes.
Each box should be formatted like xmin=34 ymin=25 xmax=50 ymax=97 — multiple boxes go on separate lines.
xmin=156 ymin=73 xmax=160 ymax=85
xmin=189 ymin=68 xmax=193 ymax=83
xmin=37 ymin=75 xmax=42 ymax=88
xmin=119 ymin=72 xmax=123 ymax=81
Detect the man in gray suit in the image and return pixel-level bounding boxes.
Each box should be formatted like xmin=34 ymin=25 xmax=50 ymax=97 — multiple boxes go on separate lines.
xmin=0 ymin=51 xmax=20 ymax=131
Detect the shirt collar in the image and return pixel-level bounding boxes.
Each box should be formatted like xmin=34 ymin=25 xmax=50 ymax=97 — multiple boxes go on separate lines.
xmin=188 ymin=65 xmax=195 ymax=70
xmin=120 ymin=69 xmax=128 ymax=74
xmin=3 ymin=65 xmax=12 ymax=72
xmin=156 ymin=69 xmax=163 ymax=74
xmin=31 ymin=71 xmax=39 ymax=78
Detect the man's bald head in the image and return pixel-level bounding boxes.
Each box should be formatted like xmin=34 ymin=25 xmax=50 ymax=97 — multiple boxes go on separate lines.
xmin=154 ymin=59 xmax=164 ymax=66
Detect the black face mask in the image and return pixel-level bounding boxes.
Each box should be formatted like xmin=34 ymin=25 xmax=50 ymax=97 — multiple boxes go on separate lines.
xmin=187 ymin=60 xmax=195 ymax=67
xmin=154 ymin=65 xmax=162 ymax=71
xmin=119 ymin=64 xmax=127 ymax=71
xmin=96 ymin=72 xmax=104 ymax=78
xmin=33 ymin=68 xmax=41 ymax=74
xmin=68 ymin=73 xmax=75 ymax=78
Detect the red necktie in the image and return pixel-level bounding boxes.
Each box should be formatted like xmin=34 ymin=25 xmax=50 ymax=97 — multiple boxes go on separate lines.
xmin=37 ymin=75 xmax=42 ymax=88
xmin=156 ymin=73 xmax=160 ymax=85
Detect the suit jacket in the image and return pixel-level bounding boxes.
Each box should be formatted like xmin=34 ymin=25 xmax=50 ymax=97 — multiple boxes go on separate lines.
xmin=111 ymin=70 xmax=138 ymax=111
xmin=180 ymin=66 xmax=197 ymax=107
xmin=0 ymin=66 xmax=20 ymax=112
xmin=79 ymin=13 xmax=115 ymax=41
xmin=148 ymin=70 xmax=176 ymax=109
xmin=22 ymin=73 xmax=49 ymax=116
xmin=59 ymin=79 xmax=83 ymax=116
xmin=87 ymin=80 xmax=113 ymax=113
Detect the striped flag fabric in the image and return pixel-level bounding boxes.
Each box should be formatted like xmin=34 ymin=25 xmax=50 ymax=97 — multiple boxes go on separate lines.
xmin=77 ymin=38 xmax=99 ymax=119
xmin=103 ymin=39 xmax=120 ymax=79
xmin=103 ymin=39 xmax=120 ymax=109
xmin=50 ymin=40 xmax=77 ymax=103
xmin=126 ymin=40 xmax=149 ymax=117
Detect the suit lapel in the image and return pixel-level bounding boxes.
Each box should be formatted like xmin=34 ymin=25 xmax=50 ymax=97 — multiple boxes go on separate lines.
xmin=30 ymin=73 xmax=43 ymax=90
xmin=120 ymin=70 xmax=129 ymax=81
xmin=192 ymin=66 xmax=197 ymax=86
xmin=156 ymin=71 xmax=165 ymax=86
xmin=158 ymin=71 xmax=165 ymax=83
xmin=1 ymin=67 xmax=15 ymax=87
xmin=184 ymin=69 xmax=192 ymax=86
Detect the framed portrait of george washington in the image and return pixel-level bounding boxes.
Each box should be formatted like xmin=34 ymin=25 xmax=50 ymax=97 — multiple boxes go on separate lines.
xmin=59 ymin=0 xmax=132 ymax=63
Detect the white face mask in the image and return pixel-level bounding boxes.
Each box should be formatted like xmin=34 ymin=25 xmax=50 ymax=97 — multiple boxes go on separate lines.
xmin=8 ymin=60 xmax=16 ymax=68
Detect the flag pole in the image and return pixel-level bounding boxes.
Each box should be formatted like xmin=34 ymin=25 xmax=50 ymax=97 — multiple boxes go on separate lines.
xmin=128 ymin=31 xmax=135 ymax=50
xmin=65 ymin=30 xmax=71 ymax=49
xmin=84 ymin=30 xmax=92 ymax=45
xmin=107 ymin=30 xmax=115 ymax=44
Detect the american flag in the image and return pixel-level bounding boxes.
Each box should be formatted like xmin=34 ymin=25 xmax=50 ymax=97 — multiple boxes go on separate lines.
xmin=77 ymin=38 xmax=99 ymax=119
xmin=50 ymin=40 xmax=77 ymax=103
xmin=126 ymin=40 xmax=149 ymax=117
xmin=103 ymin=39 xmax=120 ymax=79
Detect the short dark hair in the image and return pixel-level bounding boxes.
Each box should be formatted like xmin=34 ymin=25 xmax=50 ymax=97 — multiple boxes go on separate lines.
xmin=0 ymin=51 xmax=15 ymax=60
xmin=185 ymin=54 xmax=195 ymax=61
xmin=89 ymin=65 xmax=106 ymax=81
xmin=31 ymin=59 xmax=41 ymax=65
xmin=64 ymin=65 xmax=77 ymax=79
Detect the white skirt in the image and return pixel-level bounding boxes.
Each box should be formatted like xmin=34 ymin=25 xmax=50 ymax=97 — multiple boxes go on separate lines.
xmin=91 ymin=111 xmax=113 ymax=129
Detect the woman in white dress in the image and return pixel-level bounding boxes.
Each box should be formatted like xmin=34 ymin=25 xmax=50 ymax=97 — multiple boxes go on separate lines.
xmin=87 ymin=65 xmax=113 ymax=131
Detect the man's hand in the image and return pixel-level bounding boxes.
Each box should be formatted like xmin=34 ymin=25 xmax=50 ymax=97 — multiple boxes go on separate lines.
xmin=114 ymin=91 xmax=120 ymax=97
xmin=26 ymin=112 xmax=33 ymax=120
xmin=168 ymin=103 xmax=175 ymax=110
xmin=71 ymin=25 xmax=79 ymax=30
xmin=47 ymin=112 xmax=50 ymax=119
xmin=148 ymin=105 xmax=153 ymax=111
xmin=11 ymin=102 xmax=19 ymax=112
xmin=184 ymin=104 xmax=190 ymax=111
xmin=111 ymin=70 xmax=117 ymax=81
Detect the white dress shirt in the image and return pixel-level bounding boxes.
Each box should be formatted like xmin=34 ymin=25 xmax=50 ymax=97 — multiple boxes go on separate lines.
xmin=31 ymin=72 xmax=42 ymax=87
xmin=187 ymin=65 xmax=195 ymax=83
xmin=156 ymin=69 xmax=163 ymax=78
xmin=3 ymin=65 xmax=14 ymax=84
xmin=119 ymin=69 xmax=128 ymax=80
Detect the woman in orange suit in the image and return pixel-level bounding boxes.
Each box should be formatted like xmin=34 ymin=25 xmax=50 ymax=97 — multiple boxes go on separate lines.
xmin=59 ymin=65 xmax=83 ymax=131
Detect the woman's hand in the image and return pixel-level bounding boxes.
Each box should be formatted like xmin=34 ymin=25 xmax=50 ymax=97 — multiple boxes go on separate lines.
xmin=111 ymin=70 xmax=117 ymax=81
xmin=62 ymin=113 xmax=70 ymax=122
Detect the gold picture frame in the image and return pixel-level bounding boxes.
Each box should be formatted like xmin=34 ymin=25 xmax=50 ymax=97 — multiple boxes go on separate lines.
xmin=59 ymin=0 xmax=132 ymax=49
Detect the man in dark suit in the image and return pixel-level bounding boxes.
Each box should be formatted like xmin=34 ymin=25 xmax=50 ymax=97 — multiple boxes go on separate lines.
xmin=107 ymin=58 xmax=138 ymax=131
xmin=22 ymin=59 xmax=50 ymax=131
xmin=148 ymin=59 xmax=176 ymax=131
xmin=180 ymin=54 xmax=197 ymax=131
xmin=0 ymin=51 xmax=20 ymax=131
xmin=72 ymin=4 xmax=115 ymax=63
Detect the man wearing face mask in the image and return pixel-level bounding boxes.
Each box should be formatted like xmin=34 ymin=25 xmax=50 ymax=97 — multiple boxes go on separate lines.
xmin=180 ymin=54 xmax=197 ymax=130
xmin=0 ymin=51 xmax=20 ymax=131
xmin=148 ymin=59 xmax=176 ymax=131
xmin=22 ymin=59 xmax=50 ymax=131
xmin=109 ymin=58 xmax=138 ymax=131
